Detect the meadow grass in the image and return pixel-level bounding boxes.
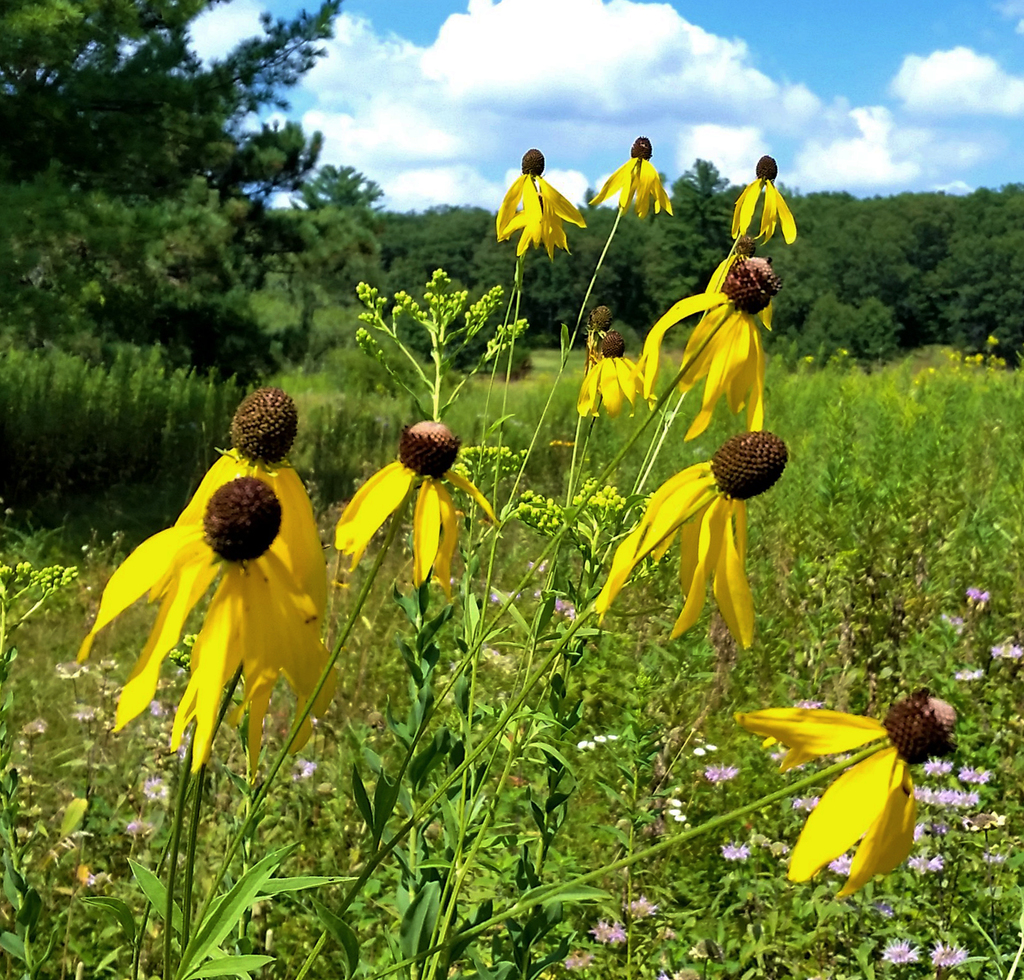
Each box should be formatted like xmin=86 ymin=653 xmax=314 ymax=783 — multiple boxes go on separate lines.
xmin=2 ymin=349 xmax=1023 ymax=979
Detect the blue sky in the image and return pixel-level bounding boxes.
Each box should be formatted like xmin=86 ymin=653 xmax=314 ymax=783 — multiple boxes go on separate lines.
xmin=190 ymin=0 xmax=1024 ymax=211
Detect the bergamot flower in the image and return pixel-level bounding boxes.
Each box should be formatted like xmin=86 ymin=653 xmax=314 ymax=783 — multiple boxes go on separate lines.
xmin=335 ymin=422 xmax=495 ymax=599
xmin=496 ymin=148 xmax=586 ymax=259
xmin=635 ymin=257 xmax=780 ymax=440
xmin=177 ymin=387 xmax=326 ymax=621
xmin=595 ymin=431 xmax=788 ymax=647
xmin=577 ymin=330 xmax=643 ymax=418
xmin=736 ymin=690 xmax=957 ymax=896
xmin=731 ymin=155 xmax=796 ymax=244
xmin=79 ymin=477 xmax=335 ymax=770
xmin=589 ymin=137 xmax=672 ymax=219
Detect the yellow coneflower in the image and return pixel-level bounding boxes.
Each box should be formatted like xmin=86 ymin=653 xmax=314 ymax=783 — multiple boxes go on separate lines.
xmin=589 ymin=137 xmax=672 ymax=219
xmin=577 ymin=330 xmax=643 ymax=418
xmin=731 ymin=155 xmax=796 ymax=244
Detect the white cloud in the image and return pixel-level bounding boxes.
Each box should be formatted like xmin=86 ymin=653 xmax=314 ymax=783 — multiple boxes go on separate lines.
xmin=675 ymin=125 xmax=765 ymax=184
xmin=299 ymin=1 xmax=824 ymax=209
xmin=792 ymin=107 xmax=921 ymax=189
xmin=891 ymin=47 xmax=1024 ymax=115
xmin=189 ymin=0 xmax=264 ymax=62
xmin=933 ymin=180 xmax=973 ymax=195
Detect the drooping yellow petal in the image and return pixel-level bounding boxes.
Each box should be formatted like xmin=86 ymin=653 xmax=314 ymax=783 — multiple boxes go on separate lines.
xmin=599 ymin=359 xmax=624 ymax=418
xmin=671 ymin=496 xmax=725 ymax=638
xmin=637 ymin=292 xmax=725 ymax=400
xmin=115 ymin=538 xmax=218 ymax=730
xmin=636 ymin=159 xmax=672 ymax=219
xmin=594 ymin=522 xmax=647 ymax=620
xmin=758 ymin=182 xmax=779 ymax=241
xmin=731 ymin=178 xmax=762 ymax=238
xmin=613 ymin=357 xmax=639 ymax=413
xmin=775 ymin=185 xmax=797 ymax=244
xmin=413 ymin=479 xmax=442 ymax=587
xmin=577 ymin=362 xmax=602 ymax=417
xmin=433 ymin=484 xmax=459 ymax=601
xmin=78 ymin=525 xmax=199 ymax=662
xmin=335 ymin=462 xmax=415 ymax=567
xmin=706 ymin=254 xmax=736 ymax=295
xmin=788 ymin=747 xmax=896 ymax=882
xmin=735 ymin=708 xmax=888 ymax=772
xmin=678 ymin=305 xmax=731 ymax=389
xmin=713 ymin=501 xmax=754 ymax=647
xmin=636 ymin=469 xmax=716 ymax=557
xmin=496 ymin=174 xmax=529 ymax=241
xmin=175 ymin=453 xmax=248 ymax=526
xmin=540 ymin=176 xmax=586 ymax=228
xmin=265 ymin=465 xmax=327 ymax=619
xmin=589 ymin=159 xmax=634 ymax=209
xmin=444 ymin=470 xmax=496 ymax=523
xmin=838 ymin=753 xmax=915 ymax=896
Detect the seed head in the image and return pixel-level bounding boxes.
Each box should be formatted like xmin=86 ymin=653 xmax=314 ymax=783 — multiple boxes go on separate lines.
xmin=735 ymin=235 xmax=756 ymax=258
xmin=203 ymin=477 xmax=282 ymax=562
xmin=399 ymin=421 xmax=461 ymax=478
xmin=601 ymin=330 xmax=625 ymax=359
xmin=722 ymin=257 xmax=782 ymax=314
xmin=884 ymin=690 xmax=957 ymax=764
xmin=230 ymin=388 xmax=298 ymax=463
xmin=711 ymin=432 xmax=788 ymax=500
xmin=631 ymin=137 xmax=653 ymax=161
xmin=755 ymin=155 xmax=779 ymax=182
xmin=588 ymin=305 xmax=613 ymax=331
xmin=521 ymin=149 xmax=545 ymax=176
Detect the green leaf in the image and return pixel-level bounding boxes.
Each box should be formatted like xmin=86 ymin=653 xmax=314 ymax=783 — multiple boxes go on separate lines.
xmin=80 ymin=897 xmax=136 ymax=945
xmin=176 ymin=845 xmax=294 ymax=980
xmin=130 ymin=860 xmax=183 ymax=933
xmin=257 ymin=876 xmax=354 ymax=896
xmin=351 ymin=765 xmax=373 ymax=829
xmin=311 ymin=898 xmax=360 ymax=978
xmin=184 ymin=954 xmax=274 ymax=979
xmin=399 ymin=881 xmax=440 ymax=962
xmin=59 ymin=797 xmax=88 ymax=838
xmin=0 ymin=932 xmax=24 ymax=961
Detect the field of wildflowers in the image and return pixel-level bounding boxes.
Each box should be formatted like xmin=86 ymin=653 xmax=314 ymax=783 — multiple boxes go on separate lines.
xmin=2 ymin=146 xmax=1024 ymax=980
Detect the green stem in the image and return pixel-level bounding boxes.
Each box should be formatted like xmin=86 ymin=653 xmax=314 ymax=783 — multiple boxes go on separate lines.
xmin=163 ymin=743 xmax=194 ymax=980
xmin=180 ymin=763 xmax=207 ymax=950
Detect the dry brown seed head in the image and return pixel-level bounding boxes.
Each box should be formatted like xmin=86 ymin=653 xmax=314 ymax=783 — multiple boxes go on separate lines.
xmin=631 ymin=137 xmax=653 ymax=161
xmin=588 ymin=305 xmax=613 ymax=331
xmin=230 ymin=387 xmax=298 ymax=463
xmin=722 ymin=257 xmax=782 ymax=314
xmin=711 ymin=431 xmax=788 ymax=500
xmin=884 ymin=689 xmax=957 ymax=764
xmin=755 ymin=155 xmax=779 ymax=181
xmin=399 ymin=421 xmax=461 ymax=478
xmin=601 ymin=330 xmax=625 ymax=359
xmin=203 ymin=476 xmax=281 ymax=562
xmin=735 ymin=234 xmax=756 ymax=258
xmin=521 ymin=149 xmax=545 ymax=176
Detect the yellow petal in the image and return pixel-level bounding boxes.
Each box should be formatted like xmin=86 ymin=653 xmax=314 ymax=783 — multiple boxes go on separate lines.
xmin=78 ymin=526 xmax=198 ymax=662
xmin=614 ymin=358 xmax=638 ymax=413
xmin=671 ymin=496 xmax=726 ymax=639
xmin=713 ymin=501 xmax=754 ymax=647
xmin=577 ymin=363 xmax=601 ymax=417
xmin=838 ymin=754 xmax=915 ymax=896
xmin=413 ymin=479 xmax=442 ymax=587
xmin=731 ymin=179 xmax=762 ymax=238
xmin=639 ymin=292 xmax=725 ymax=400
xmin=600 ymin=359 xmax=624 ymax=418
xmin=539 ymin=177 xmax=586 ymax=228
xmin=594 ymin=522 xmax=647 ymax=619
xmin=735 ymin=708 xmax=888 ymax=772
xmin=788 ymin=747 xmax=898 ymax=882
xmin=175 ymin=453 xmax=248 ymax=527
xmin=637 ymin=470 xmax=716 ymax=557
xmin=775 ymin=186 xmax=797 ymax=244
xmin=433 ymin=484 xmax=459 ymax=601
xmin=265 ymin=465 xmax=327 ymax=619
xmin=758 ymin=182 xmax=779 ymax=241
xmin=496 ymin=174 xmax=528 ymax=240
xmin=115 ymin=540 xmax=217 ymax=730
xmin=589 ymin=159 xmax=632 ymax=208
xmin=444 ymin=470 xmax=497 ymax=523
xmin=335 ymin=462 xmax=415 ymax=567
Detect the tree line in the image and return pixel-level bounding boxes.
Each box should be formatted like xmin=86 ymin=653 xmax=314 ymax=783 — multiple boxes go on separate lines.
xmin=4 ymin=1 xmax=1024 ymax=384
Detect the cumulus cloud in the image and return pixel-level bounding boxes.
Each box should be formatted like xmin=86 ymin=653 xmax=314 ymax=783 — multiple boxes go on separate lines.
xmin=675 ymin=125 xmax=766 ymax=184
xmin=298 ymin=0 xmax=823 ymax=210
xmin=891 ymin=47 xmax=1024 ymax=115
xmin=189 ymin=0 xmax=265 ymax=62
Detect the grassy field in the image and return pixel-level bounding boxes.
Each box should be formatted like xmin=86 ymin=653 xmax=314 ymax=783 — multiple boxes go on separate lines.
xmin=2 ymin=345 xmax=1023 ymax=980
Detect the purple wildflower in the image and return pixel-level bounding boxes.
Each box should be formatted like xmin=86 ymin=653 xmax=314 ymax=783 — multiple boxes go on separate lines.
xmin=589 ymin=920 xmax=625 ymax=945
xmin=794 ymin=700 xmax=824 ymax=709
xmin=874 ymin=902 xmax=895 ymax=917
xmin=72 ymin=706 xmax=97 ymax=722
xmin=564 ymin=952 xmax=594 ymax=970
xmin=721 ymin=843 xmax=750 ymax=861
xmin=149 ymin=700 xmax=166 ymax=717
xmin=292 ymin=759 xmax=318 ymax=781
xmin=983 ymin=850 xmax=1006 ymax=864
xmin=958 ymin=767 xmax=990 ymax=784
xmin=941 ymin=614 xmax=965 ymax=633
xmin=923 ymin=760 xmax=953 ymax=777
xmin=791 ymin=796 xmax=820 ymax=811
xmin=829 ymin=854 xmax=853 ymax=875
xmin=704 ymin=765 xmax=739 ymax=783
xmin=882 ymin=939 xmax=919 ymax=964
xmin=554 ymin=597 xmax=577 ymax=620
xmin=930 ymin=943 xmax=968 ymax=968
xmin=966 ymin=587 xmax=989 ymax=603
xmin=143 ymin=777 xmax=168 ymax=802
xmin=125 ymin=819 xmax=154 ymax=838
xmin=627 ymin=895 xmax=658 ymax=917
xmin=992 ymin=643 xmax=1024 ymax=660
